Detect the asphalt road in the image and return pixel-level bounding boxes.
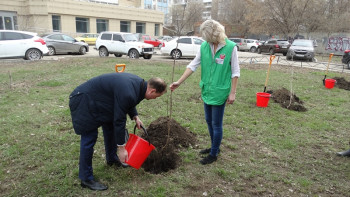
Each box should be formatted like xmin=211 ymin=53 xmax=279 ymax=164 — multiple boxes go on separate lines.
xmin=2 ymin=46 xmax=349 ymax=74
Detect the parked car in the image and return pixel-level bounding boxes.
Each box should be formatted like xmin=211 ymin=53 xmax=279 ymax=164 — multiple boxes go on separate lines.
xmin=246 ymin=39 xmax=260 ymax=53
xmin=342 ymin=49 xmax=350 ymax=69
xmin=95 ymin=31 xmax=154 ymax=59
xmin=42 ymin=33 xmax=89 ymax=56
xmin=160 ymin=36 xmax=204 ymax=59
xmin=134 ymin=34 xmax=163 ymax=48
xmin=228 ymin=38 xmax=249 ymax=51
xmin=157 ymin=35 xmax=173 ymax=42
xmin=286 ymin=39 xmax=317 ymax=61
xmin=75 ymin=33 xmax=99 ymax=45
xmin=0 ymin=30 xmax=48 ymax=60
xmin=257 ymin=39 xmax=290 ymax=56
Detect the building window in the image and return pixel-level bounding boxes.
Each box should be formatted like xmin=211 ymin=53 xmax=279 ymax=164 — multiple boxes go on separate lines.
xmin=0 ymin=17 xmax=3 ymax=30
xmin=4 ymin=17 xmax=13 ymax=30
xmin=13 ymin=16 xmax=18 ymax=30
xmin=120 ymin=21 xmax=130 ymax=32
xmin=155 ymin=24 xmax=159 ymax=36
xmin=136 ymin=22 xmax=145 ymax=34
xmin=96 ymin=19 xmax=108 ymax=33
xmin=52 ymin=15 xmax=61 ymax=32
xmin=76 ymin=17 xmax=89 ymax=33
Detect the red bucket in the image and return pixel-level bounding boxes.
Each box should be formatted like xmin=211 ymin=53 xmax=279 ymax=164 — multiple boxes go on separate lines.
xmin=325 ymin=79 xmax=336 ymax=89
xmin=125 ymin=126 xmax=155 ymax=169
xmin=256 ymin=92 xmax=271 ymax=107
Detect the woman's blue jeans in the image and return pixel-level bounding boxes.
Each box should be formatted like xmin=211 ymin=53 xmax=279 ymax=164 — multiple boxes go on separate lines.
xmin=203 ymin=102 xmax=226 ymax=156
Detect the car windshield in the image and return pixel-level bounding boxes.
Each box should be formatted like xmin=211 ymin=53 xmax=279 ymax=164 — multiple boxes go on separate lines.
xmin=292 ymin=40 xmax=313 ymax=47
xmin=123 ymin=34 xmax=138 ymax=42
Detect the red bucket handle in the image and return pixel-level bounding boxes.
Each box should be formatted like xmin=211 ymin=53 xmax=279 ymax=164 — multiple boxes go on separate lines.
xmin=133 ymin=125 xmax=152 ymax=146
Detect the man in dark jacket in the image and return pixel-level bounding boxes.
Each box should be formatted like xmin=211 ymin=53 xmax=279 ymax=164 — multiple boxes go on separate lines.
xmin=69 ymin=72 xmax=167 ymax=191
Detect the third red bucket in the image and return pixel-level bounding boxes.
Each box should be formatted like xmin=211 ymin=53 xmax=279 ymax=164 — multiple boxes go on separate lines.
xmin=125 ymin=125 xmax=155 ymax=169
xmin=325 ymin=79 xmax=336 ymax=89
xmin=256 ymin=92 xmax=271 ymax=107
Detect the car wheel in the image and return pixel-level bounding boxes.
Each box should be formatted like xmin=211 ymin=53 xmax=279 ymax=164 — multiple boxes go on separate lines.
xmin=48 ymin=46 xmax=56 ymax=56
xmin=171 ymin=49 xmax=182 ymax=59
xmin=269 ymin=48 xmax=275 ymax=55
xmin=99 ymin=47 xmax=109 ymax=57
xmin=250 ymin=47 xmax=257 ymax=53
xmin=286 ymin=56 xmax=292 ymax=60
xmin=283 ymin=52 xmax=287 ymax=56
xmin=79 ymin=46 xmax=87 ymax=55
xmin=129 ymin=49 xmax=140 ymax=59
xmin=143 ymin=54 xmax=152 ymax=59
xmin=114 ymin=54 xmax=122 ymax=57
xmin=257 ymin=48 xmax=261 ymax=54
xmin=25 ymin=49 xmax=42 ymax=60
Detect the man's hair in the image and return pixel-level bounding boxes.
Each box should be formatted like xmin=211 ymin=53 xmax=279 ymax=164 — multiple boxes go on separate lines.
xmin=148 ymin=77 xmax=167 ymax=93
xmin=200 ymin=19 xmax=227 ymax=45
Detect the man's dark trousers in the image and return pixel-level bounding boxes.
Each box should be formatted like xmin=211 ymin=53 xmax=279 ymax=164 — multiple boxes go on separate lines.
xmin=79 ymin=123 xmax=117 ymax=181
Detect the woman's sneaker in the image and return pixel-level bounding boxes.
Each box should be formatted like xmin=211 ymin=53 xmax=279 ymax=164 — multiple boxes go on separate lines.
xmin=199 ymin=148 xmax=211 ymax=154
xmin=200 ymin=154 xmax=217 ymax=165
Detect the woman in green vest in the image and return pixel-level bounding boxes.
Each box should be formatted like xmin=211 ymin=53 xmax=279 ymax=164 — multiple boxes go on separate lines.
xmin=170 ymin=19 xmax=240 ymax=165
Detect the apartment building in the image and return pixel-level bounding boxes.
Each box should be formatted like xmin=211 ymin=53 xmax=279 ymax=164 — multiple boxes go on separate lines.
xmin=0 ymin=0 xmax=164 ymax=37
xmin=144 ymin=0 xmax=170 ymax=24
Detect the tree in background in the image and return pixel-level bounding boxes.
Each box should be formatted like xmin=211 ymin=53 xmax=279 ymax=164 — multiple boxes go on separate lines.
xmin=212 ymin=0 xmax=250 ymax=37
xmin=170 ymin=0 xmax=204 ymax=36
xmin=212 ymin=0 xmax=350 ymax=39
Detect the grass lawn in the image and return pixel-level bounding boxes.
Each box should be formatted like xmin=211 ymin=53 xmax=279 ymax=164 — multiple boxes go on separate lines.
xmin=0 ymin=57 xmax=349 ymax=196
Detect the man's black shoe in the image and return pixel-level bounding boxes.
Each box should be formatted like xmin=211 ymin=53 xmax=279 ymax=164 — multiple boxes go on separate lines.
xmin=336 ymin=149 xmax=350 ymax=157
xmin=81 ymin=179 xmax=108 ymax=191
xmin=199 ymin=148 xmax=211 ymax=154
xmin=200 ymin=154 xmax=217 ymax=165
xmin=107 ymin=160 xmax=122 ymax=167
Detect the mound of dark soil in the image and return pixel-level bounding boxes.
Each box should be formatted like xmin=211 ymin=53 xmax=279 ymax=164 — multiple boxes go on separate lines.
xmin=141 ymin=116 xmax=196 ymax=174
xmin=333 ymin=77 xmax=350 ymax=90
xmin=267 ymin=88 xmax=307 ymax=112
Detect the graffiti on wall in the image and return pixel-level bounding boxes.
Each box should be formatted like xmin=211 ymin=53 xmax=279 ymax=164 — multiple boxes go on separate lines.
xmin=325 ymin=37 xmax=350 ymax=51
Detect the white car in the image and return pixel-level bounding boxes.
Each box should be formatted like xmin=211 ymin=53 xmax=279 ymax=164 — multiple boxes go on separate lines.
xmin=95 ymin=32 xmax=154 ymax=59
xmin=160 ymin=36 xmax=204 ymax=59
xmin=246 ymin=39 xmax=260 ymax=53
xmin=0 ymin=30 xmax=49 ymax=60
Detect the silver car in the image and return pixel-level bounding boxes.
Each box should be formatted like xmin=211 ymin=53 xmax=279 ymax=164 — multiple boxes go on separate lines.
xmin=286 ymin=39 xmax=316 ymax=61
xmin=42 ymin=33 xmax=89 ymax=56
xmin=228 ymin=38 xmax=249 ymax=51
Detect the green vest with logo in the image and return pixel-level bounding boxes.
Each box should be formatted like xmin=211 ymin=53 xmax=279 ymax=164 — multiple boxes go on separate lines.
xmin=199 ymin=39 xmax=236 ymax=105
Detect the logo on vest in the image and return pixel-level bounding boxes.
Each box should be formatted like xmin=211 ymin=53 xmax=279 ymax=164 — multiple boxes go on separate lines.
xmin=216 ymin=54 xmax=226 ymax=64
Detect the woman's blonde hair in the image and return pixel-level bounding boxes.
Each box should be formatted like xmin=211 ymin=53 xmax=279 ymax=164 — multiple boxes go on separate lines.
xmin=200 ymin=19 xmax=227 ymax=44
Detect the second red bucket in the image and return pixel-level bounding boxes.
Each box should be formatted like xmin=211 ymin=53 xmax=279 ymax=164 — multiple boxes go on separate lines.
xmin=324 ymin=79 xmax=336 ymax=89
xmin=256 ymin=92 xmax=271 ymax=107
xmin=125 ymin=125 xmax=155 ymax=169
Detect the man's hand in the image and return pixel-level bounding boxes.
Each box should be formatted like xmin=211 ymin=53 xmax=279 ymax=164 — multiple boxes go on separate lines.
xmin=118 ymin=146 xmax=128 ymax=163
xmin=133 ymin=116 xmax=143 ymax=129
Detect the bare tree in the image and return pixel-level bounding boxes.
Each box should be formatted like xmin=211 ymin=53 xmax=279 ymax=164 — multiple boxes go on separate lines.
xmin=171 ymin=3 xmax=188 ymax=36
xmin=214 ymin=0 xmax=250 ymax=37
xmin=184 ymin=1 xmax=204 ymax=33
xmin=171 ymin=0 xmax=204 ymax=36
xmin=321 ymin=0 xmax=350 ymax=35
